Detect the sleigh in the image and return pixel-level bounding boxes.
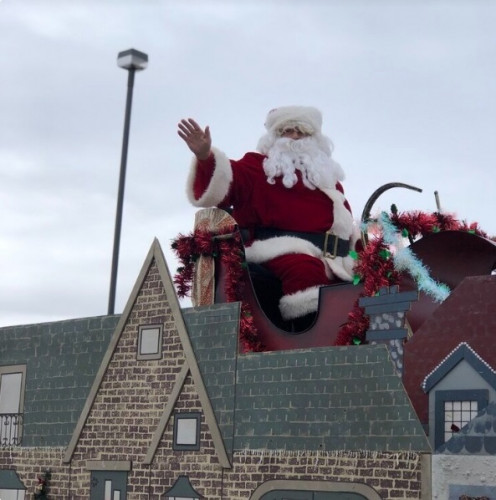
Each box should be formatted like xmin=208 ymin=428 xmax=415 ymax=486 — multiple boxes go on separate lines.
xmin=175 ymin=184 xmax=496 ymax=352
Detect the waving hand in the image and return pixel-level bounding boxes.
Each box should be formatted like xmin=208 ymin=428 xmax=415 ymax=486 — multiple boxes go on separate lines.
xmin=177 ymin=118 xmax=212 ymax=160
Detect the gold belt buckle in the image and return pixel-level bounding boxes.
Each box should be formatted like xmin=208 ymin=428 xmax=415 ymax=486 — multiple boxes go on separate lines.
xmin=323 ymin=230 xmax=339 ymax=259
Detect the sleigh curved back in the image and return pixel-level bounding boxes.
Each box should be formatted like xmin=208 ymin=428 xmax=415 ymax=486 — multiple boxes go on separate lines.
xmin=402 ymin=230 xmax=496 ymax=332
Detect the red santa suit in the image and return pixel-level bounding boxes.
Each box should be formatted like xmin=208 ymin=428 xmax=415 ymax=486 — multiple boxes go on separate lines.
xmin=186 ymin=145 xmax=357 ymax=321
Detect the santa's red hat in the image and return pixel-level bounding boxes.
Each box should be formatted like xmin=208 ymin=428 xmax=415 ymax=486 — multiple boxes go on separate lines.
xmin=264 ymin=106 xmax=323 ymax=136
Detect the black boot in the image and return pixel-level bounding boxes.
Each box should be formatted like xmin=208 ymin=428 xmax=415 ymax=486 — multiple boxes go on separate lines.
xmin=291 ymin=313 xmax=316 ymax=333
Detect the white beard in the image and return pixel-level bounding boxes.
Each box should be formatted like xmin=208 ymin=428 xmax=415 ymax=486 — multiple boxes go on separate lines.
xmin=262 ymin=136 xmax=345 ymax=190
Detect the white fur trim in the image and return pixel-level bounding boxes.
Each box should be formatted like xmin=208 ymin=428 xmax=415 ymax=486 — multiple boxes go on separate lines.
xmin=244 ymin=236 xmax=321 ymax=263
xmin=329 ymin=158 xmax=346 ymax=183
xmin=186 ymin=146 xmax=233 ymax=207
xmin=325 ymin=255 xmax=354 ymax=281
xmin=279 ymin=286 xmax=320 ymax=320
xmin=320 ymin=187 xmax=354 ymax=239
xmin=265 ymin=106 xmax=322 ymax=135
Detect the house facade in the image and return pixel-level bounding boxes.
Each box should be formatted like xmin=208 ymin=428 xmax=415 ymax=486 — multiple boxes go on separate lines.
xmin=2 ymin=238 xmax=495 ymax=498
xmin=0 ymin=239 xmax=433 ymax=499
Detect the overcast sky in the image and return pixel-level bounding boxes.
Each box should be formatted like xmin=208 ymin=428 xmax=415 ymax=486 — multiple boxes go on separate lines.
xmin=1 ymin=0 xmax=495 ymax=327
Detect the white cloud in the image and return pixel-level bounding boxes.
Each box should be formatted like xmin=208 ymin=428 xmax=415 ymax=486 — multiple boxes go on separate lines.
xmin=0 ymin=0 xmax=495 ymax=327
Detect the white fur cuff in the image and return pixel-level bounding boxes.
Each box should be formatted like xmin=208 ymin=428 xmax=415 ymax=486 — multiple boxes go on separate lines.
xmin=325 ymin=255 xmax=354 ymax=282
xmin=279 ymin=286 xmax=320 ymax=320
xmin=186 ymin=146 xmax=233 ymax=207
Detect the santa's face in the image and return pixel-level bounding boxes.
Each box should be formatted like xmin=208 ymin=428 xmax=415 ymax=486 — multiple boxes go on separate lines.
xmin=279 ymin=126 xmax=310 ymax=140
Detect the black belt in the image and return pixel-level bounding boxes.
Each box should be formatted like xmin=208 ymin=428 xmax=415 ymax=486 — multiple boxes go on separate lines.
xmin=252 ymin=227 xmax=350 ymax=258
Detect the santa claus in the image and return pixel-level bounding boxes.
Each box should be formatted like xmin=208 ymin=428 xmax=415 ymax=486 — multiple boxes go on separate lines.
xmin=178 ymin=106 xmax=359 ymax=329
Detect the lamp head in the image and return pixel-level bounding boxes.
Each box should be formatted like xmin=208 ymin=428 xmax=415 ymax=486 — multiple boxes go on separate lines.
xmin=117 ymin=49 xmax=148 ymax=71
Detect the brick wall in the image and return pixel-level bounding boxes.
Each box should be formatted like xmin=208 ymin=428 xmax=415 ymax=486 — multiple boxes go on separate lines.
xmin=1 ymin=446 xmax=423 ymax=499
xmin=0 ymin=447 xmax=68 ymax=497
xmin=149 ymin=375 xmax=223 ymax=499
xmin=225 ymin=450 xmax=422 ymax=499
xmin=67 ymin=259 xmax=188 ymax=498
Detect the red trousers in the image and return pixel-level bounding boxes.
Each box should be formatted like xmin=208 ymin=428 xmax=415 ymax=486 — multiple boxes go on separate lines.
xmin=263 ymin=253 xmax=332 ymax=296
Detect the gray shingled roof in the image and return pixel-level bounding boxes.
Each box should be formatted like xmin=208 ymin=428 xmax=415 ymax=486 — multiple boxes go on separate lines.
xmin=183 ymin=303 xmax=240 ymax=458
xmin=235 ymin=345 xmax=430 ymax=452
xmin=184 ymin=307 xmax=430 ymax=454
xmin=437 ymin=401 xmax=496 ymax=455
xmin=0 ymin=315 xmax=119 ymax=446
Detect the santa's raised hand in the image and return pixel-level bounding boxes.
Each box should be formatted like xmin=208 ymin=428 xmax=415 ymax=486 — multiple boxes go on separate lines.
xmin=178 ymin=118 xmax=212 ymax=160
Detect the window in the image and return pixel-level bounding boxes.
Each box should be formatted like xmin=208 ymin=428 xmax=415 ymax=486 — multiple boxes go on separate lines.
xmin=0 ymin=366 xmax=26 ymax=446
xmin=89 ymin=469 xmax=128 ymax=500
xmin=435 ymin=389 xmax=488 ymax=449
xmin=137 ymin=325 xmax=162 ymax=360
xmin=173 ymin=413 xmax=201 ymax=451
xmin=443 ymin=400 xmax=479 ymax=443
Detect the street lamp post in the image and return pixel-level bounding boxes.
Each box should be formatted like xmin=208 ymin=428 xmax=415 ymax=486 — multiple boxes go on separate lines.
xmin=108 ymin=48 xmax=148 ymax=315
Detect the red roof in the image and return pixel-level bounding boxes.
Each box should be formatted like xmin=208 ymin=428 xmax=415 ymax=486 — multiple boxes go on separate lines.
xmin=403 ymin=275 xmax=496 ymax=425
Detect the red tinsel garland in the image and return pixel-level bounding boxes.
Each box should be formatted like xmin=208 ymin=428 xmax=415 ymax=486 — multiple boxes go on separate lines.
xmin=390 ymin=210 xmax=489 ymax=239
xmin=334 ymin=210 xmax=492 ymax=346
xmin=335 ymin=236 xmax=398 ymax=345
xmin=172 ymin=226 xmax=263 ymax=352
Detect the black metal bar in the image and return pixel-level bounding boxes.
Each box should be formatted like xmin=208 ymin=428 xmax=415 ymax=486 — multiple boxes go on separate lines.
xmin=108 ymin=68 xmax=136 ymax=315
xmin=0 ymin=413 xmax=23 ymax=447
xmin=360 ymin=182 xmax=423 ymax=245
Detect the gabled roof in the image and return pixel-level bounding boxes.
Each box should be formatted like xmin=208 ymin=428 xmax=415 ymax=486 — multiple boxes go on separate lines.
xmin=63 ymin=239 xmax=231 ymax=468
xmin=403 ymin=275 xmax=496 ymax=425
xmin=422 ymin=342 xmax=496 ymax=392
xmin=437 ymin=401 xmax=496 ymax=455
xmin=0 ymin=315 xmax=119 ymax=446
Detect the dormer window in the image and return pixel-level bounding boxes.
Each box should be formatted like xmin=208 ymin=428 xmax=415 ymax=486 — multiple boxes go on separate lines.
xmin=422 ymin=343 xmax=494 ymax=449
xmin=137 ymin=325 xmax=163 ymax=360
